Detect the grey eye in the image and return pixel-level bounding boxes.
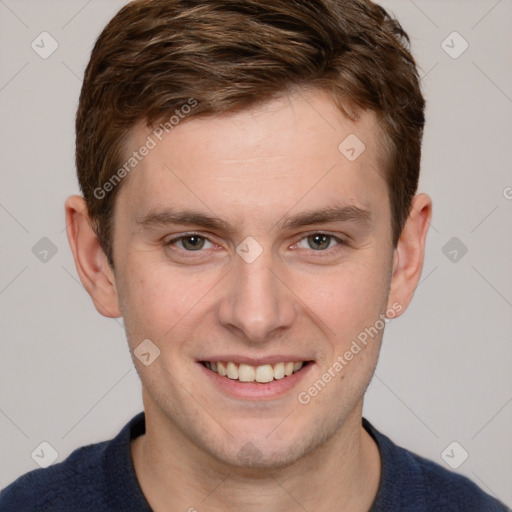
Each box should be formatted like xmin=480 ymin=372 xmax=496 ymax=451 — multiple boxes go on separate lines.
xmin=180 ymin=235 xmax=206 ymax=251
xmin=302 ymin=234 xmax=335 ymax=250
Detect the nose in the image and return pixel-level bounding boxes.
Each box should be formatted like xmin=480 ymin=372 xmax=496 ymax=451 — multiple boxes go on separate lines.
xmin=216 ymin=250 xmax=296 ymax=344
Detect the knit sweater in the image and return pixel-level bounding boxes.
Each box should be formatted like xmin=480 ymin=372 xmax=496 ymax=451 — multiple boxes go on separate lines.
xmin=0 ymin=412 xmax=508 ymax=511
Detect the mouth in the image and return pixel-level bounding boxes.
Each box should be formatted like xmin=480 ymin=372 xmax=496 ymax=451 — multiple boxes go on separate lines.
xmin=200 ymin=360 xmax=312 ymax=383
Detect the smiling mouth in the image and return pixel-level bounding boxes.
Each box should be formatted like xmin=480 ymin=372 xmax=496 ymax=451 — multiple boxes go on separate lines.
xmin=200 ymin=361 xmax=311 ymax=383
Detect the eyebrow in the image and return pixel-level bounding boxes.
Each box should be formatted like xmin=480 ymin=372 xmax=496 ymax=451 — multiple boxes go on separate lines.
xmin=135 ymin=204 xmax=372 ymax=232
xmin=136 ymin=209 xmax=236 ymax=233
xmin=278 ymin=205 xmax=372 ymax=230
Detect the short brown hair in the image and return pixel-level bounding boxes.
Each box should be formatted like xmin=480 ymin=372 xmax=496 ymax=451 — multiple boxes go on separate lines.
xmin=76 ymin=0 xmax=425 ymax=266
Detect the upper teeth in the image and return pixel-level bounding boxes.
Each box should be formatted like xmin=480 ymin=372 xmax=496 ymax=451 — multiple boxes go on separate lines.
xmin=204 ymin=361 xmax=304 ymax=383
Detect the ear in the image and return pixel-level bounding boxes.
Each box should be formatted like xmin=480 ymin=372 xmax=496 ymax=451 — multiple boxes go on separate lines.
xmin=65 ymin=195 xmax=121 ymax=318
xmin=387 ymin=193 xmax=432 ymax=316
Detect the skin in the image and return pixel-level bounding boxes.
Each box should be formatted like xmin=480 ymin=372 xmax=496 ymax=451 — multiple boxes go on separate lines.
xmin=66 ymin=88 xmax=431 ymax=511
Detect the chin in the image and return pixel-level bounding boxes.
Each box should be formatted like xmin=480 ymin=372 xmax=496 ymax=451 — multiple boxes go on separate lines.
xmin=219 ymin=441 xmax=309 ymax=472
xmin=206 ymin=420 xmax=332 ymax=472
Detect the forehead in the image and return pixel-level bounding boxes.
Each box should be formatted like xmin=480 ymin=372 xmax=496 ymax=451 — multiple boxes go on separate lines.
xmin=116 ymin=89 xmax=388 ymax=226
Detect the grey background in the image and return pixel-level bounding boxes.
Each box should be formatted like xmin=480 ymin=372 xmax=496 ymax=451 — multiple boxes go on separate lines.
xmin=1 ymin=0 xmax=511 ymax=506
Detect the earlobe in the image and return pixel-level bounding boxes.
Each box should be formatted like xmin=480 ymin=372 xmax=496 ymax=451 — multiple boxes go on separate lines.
xmin=65 ymin=195 xmax=122 ymax=318
xmin=387 ymin=193 xmax=432 ymax=316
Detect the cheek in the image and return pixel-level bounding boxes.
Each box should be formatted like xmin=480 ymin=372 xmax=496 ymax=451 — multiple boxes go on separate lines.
xmin=296 ymin=257 xmax=390 ymax=336
xmin=116 ymin=258 xmax=218 ymax=344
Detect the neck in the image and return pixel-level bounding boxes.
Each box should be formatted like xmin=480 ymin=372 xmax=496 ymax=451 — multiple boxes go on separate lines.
xmin=131 ymin=398 xmax=381 ymax=512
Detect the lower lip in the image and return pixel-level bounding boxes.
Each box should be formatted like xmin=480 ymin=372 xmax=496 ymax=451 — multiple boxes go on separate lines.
xmin=197 ymin=362 xmax=314 ymax=400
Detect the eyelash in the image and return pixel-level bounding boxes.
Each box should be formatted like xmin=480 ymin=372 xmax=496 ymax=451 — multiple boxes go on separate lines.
xmin=164 ymin=232 xmax=347 ymax=256
xmin=165 ymin=233 xmax=218 ymax=252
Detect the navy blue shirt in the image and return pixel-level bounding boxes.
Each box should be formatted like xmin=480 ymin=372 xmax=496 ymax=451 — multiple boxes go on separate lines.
xmin=0 ymin=412 xmax=508 ymax=511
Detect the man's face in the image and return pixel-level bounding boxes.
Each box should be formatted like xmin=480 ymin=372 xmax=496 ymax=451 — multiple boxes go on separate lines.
xmin=112 ymin=89 xmax=396 ymax=468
